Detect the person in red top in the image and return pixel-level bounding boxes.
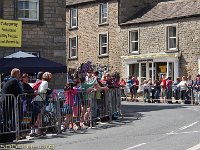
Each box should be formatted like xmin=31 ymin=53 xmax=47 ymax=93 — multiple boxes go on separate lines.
xmin=119 ymin=78 xmax=126 ymax=97
xmin=160 ymin=75 xmax=167 ymax=100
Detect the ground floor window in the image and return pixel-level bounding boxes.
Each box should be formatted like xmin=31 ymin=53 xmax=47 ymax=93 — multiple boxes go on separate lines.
xmin=129 ymin=62 xmax=175 ymax=83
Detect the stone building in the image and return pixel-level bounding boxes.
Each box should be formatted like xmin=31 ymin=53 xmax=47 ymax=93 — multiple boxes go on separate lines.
xmin=0 ymin=0 xmax=66 ymax=88
xmin=67 ymin=0 xmax=200 ymax=83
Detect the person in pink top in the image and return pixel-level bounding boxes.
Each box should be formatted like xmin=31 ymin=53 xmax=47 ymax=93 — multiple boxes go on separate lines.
xmin=63 ymin=82 xmax=77 ymax=129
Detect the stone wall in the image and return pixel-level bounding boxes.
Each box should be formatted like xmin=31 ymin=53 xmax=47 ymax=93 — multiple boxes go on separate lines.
xmin=0 ymin=0 xmax=66 ymax=88
xmin=67 ymin=1 xmax=122 ymax=74
xmin=120 ymin=17 xmax=200 ymax=79
xmin=67 ymin=0 xmax=200 ymax=80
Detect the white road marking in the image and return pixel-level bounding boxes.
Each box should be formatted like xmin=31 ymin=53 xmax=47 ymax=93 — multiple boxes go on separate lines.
xmin=166 ymin=130 xmax=200 ymax=135
xmin=123 ymin=143 xmax=147 ymax=150
xmin=186 ymin=108 xmax=199 ymax=112
xmin=187 ymin=143 xmax=200 ymax=150
xmin=179 ymin=121 xmax=199 ymax=130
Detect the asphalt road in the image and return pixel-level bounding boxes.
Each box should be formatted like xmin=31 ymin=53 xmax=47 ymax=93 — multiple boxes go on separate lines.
xmin=9 ymin=102 xmax=200 ymax=150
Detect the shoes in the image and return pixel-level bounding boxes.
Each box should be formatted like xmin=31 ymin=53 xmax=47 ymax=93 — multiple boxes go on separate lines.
xmin=19 ymin=135 xmax=26 ymax=140
xmin=29 ymin=133 xmax=39 ymax=137
xmin=81 ymin=124 xmax=88 ymax=130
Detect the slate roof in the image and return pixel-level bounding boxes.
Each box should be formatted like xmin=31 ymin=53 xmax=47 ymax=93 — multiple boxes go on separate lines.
xmin=66 ymin=0 xmax=95 ymax=6
xmin=122 ymin=0 xmax=200 ymax=25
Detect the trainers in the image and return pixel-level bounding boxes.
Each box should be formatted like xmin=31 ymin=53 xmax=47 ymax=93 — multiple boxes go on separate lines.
xmin=81 ymin=124 xmax=88 ymax=130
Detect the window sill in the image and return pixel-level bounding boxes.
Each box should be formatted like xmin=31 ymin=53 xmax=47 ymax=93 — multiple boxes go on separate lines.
xmin=69 ymin=27 xmax=78 ymax=31
xmin=98 ymin=54 xmax=109 ymax=58
xmin=165 ymin=49 xmax=179 ymax=53
xmin=130 ymin=51 xmax=140 ymax=55
xmin=98 ymin=23 xmax=109 ymax=26
xmin=68 ymin=57 xmax=78 ymax=60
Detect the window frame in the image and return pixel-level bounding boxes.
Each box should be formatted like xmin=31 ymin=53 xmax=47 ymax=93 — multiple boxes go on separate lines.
xmin=69 ymin=36 xmax=78 ymax=58
xmin=99 ymin=32 xmax=108 ymax=56
xmin=17 ymin=0 xmax=40 ymax=21
xmin=70 ymin=8 xmax=77 ymax=28
xmin=129 ymin=29 xmax=139 ymax=54
xmin=166 ymin=25 xmax=178 ymax=51
xmin=99 ymin=3 xmax=108 ymax=24
xmin=0 ymin=0 xmax=3 ymax=19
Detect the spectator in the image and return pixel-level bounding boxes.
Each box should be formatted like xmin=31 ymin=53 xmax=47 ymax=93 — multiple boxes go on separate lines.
xmin=20 ymin=73 xmax=35 ymax=139
xmin=160 ymin=75 xmax=167 ymax=100
xmin=119 ymin=78 xmax=126 ymax=97
xmin=177 ymin=76 xmax=188 ymax=103
xmin=186 ymin=75 xmax=194 ymax=103
xmin=31 ymin=72 xmax=52 ymax=136
xmin=154 ymin=79 xmax=161 ymax=102
xmin=166 ymin=77 xmax=173 ymax=103
xmin=127 ymin=75 xmax=134 ymax=101
xmin=0 ymin=68 xmax=22 ymax=143
xmin=193 ymin=75 xmax=200 ymax=104
xmin=173 ymin=77 xmax=181 ymax=101
xmin=143 ymin=80 xmax=149 ymax=103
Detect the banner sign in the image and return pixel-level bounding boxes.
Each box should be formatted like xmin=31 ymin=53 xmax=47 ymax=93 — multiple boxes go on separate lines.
xmin=0 ymin=19 xmax=22 ymax=47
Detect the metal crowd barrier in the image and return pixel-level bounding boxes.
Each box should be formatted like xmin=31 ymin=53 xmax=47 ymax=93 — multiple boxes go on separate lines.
xmin=57 ymin=88 xmax=122 ymax=132
xmin=0 ymin=87 xmax=122 ymax=142
xmin=16 ymin=92 xmax=60 ymax=140
xmin=0 ymin=94 xmax=18 ymax=139
xmin=123 ymin=84 xmax=199 ymax=105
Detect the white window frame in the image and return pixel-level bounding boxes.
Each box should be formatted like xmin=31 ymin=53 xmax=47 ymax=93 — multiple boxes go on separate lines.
xmin=70 ymin=8 xmax=77 ymax=28
xmin=167 ymin=25 xmax=178 ymax=50
xmin=69 ymin=36 xmax=78 ymax=58
xmin=129 ymin=29 xmax=139 ymax=53
xmin=99 ymin=3 xmax=108 ymax=24
xmin=18 ymin=0 xmax=39 ymax=21
xmin=99 ymin=32 xmax=108 ymax=55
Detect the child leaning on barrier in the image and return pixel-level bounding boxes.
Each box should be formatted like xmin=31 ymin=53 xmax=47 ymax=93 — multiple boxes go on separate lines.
xmin=63 ymin=81 xmax=76 ymax=130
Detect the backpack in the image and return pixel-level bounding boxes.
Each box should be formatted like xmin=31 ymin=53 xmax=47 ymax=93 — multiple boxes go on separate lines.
xmin=32 ymin=80 xmax=42 ymax=95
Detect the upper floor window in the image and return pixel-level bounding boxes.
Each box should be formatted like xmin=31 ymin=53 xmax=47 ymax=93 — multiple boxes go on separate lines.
xmin=18 ymin=0 xmax=39 ymax=21
xmin=129 ymin=30 xmax=139 ymax=53
xmin=99 ymin=3 xmax=108 ymax=24
xmin=70 ymin=8 xmax=77 ymax=28
xmin=167 ymin=26 xmax=177 ymax=50
xmin=99 ymin=33 xmax=108 ymax=55
xmin=69 ymin=36 xmax=77 ymax=58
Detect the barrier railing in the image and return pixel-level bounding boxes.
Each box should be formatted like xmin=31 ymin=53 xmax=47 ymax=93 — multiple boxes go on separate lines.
xmin=0 ymin=94 xmax=18 ymax=141
xmin=57 ymin=88 xmax=121 ymax=131
xmin=123 ymin=84 xmax=198 ymax=104
xmin=0 ymin=88 xmax=122 ymax=142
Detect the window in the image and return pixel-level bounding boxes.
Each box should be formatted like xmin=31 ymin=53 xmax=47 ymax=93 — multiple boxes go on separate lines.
xmin=18 ymin=0 xmax=39 ymax=21
xmin=0 ymin=0 xmax=3 ymax=18
xmin=99 ymin=33 xmax=108 ymax=55
xmin=129 ymin=30 xmax=139 ymax=53
xmin=70 ymin=8 xmax=77 ymax=28
xmin=99 ymin=3 xmax=108 ymax=24
xmin=167 ymin=26 xmax=177 ymax=50
xmin=69 ymin=37 xmax=77 ymax=58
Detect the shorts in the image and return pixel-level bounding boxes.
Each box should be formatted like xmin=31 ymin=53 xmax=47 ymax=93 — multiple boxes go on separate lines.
xmin=62 ymin=104 xmax=73 ymax=115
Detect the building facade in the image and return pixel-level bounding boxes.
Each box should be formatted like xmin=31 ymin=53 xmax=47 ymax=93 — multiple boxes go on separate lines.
xmin=0 ymin=0 xmax=66 ymax=88
xmin=66 ymin=0 xmax=200 ymax=83
xmin=66 ymin=0 xmax=121 ymax=74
